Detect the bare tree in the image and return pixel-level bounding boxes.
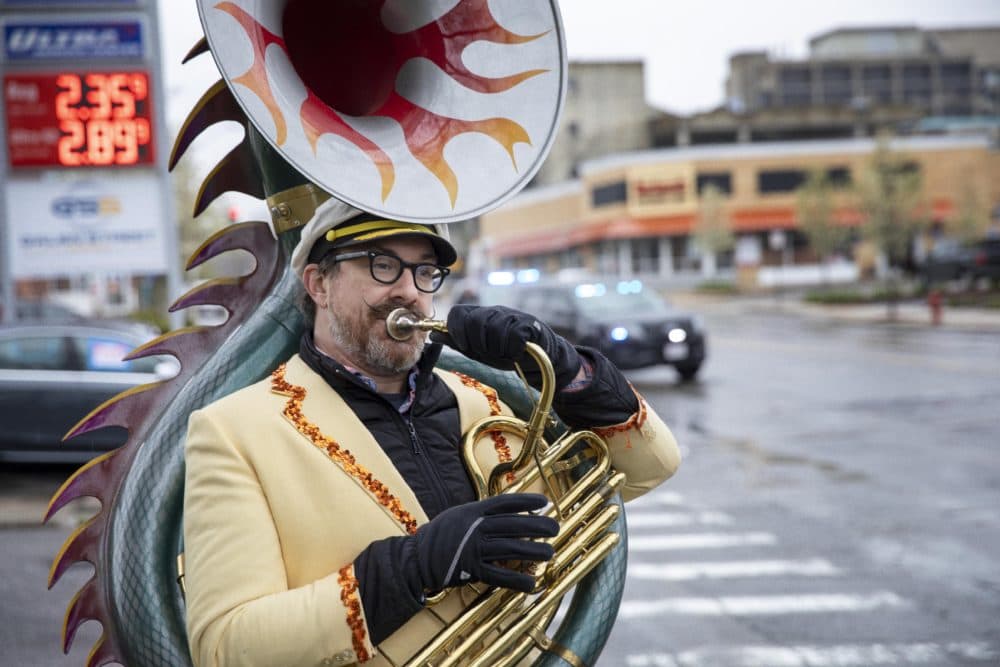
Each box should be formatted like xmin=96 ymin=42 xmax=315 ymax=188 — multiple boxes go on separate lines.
xmin=692 ymin=184 xmax=734 ymax=277
xmin=953 ymin=177 xmax=990 ymax=243
xmin=854 ymin=137 xmax=928 ymax=319
xmin=796 ymin=169 xmax=847 ymax=285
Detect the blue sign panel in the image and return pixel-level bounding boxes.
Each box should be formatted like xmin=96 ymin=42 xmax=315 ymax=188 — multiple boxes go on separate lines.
xmin=4 ymin=20 xmax=144 ymax=60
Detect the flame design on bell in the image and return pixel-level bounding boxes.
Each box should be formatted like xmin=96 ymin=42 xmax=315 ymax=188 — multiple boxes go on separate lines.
xmin=215 ymin=0 xmax=548 ymax=207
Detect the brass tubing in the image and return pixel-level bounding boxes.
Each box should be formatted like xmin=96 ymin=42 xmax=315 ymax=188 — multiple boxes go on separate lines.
xmin=537 ymin=433 xmax=611 ymax=509
xmin=425 ymin=589 xmax=529 ymax=667
xmin=511 ymin=342 xmax=556 ymax=474
xmin=529 ymin=471 xmax=625 ymax=587
xmin=404 ymin=586 xmax=520 ymax=665
xmin=463 ymin=428 xmax=610 ymax=503
xmin=493 ymin=635 xmax=537 ymax=667
xmin=409 ymin=493 xmax=622 ymax=667
xmin=492 ymin=627 xmax=587 ymax=667
xmin=545 ymin=472 xmax=625 ymax=556
xmin=466 ymin=533 xmax=621 ymax=667
xmin=458 ymin=344 xmax=556 ymax=497
xmin=406 ymin=484 xmax=620 ymax=666
xmin=461 ymin=416 xmax=529 ymax=499
xmin=546 ymin=505 xmax=620 ymax=576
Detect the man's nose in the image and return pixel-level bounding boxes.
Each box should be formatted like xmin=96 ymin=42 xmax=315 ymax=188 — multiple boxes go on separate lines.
xmin=389 ymin=267 xmax=422 ymax=299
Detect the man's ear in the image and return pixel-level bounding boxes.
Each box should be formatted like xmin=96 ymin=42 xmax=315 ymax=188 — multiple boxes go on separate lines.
xmin=302 ymin=264 xmax=329 ymax=308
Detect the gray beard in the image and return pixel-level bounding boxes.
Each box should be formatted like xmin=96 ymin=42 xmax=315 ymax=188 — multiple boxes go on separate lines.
xmin=327 ymin=305 xmax=425 ymax=375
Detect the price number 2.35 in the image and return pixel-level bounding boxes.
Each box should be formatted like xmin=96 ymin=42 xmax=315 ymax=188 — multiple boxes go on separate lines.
xmin=56 ymin=72 xmax=153 ymax=167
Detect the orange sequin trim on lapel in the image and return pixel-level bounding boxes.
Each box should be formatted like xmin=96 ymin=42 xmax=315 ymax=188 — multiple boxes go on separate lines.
xmin=271 ymin=363 xmax=419 ymax=535
xmin=338 ymin=564 xmax=371 ymax=663
xmin=449 ymin=371 xmax=515 ymax=483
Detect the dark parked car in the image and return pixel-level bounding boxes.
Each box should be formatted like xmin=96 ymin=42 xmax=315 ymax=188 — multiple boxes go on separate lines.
xmin=0 ymin=324 xmax=177 ymax=464
xmin=486 ymin=279 xmax=707 ymax=380
xmin=966 ymin=238 xmax=1000 ymax=283
xmin=919 ymin=237 xmax=1000 ymax=286
xmin=919 ymin=239 xmax=974 ymax=284
xmin=12 ymin=298 xmax=161 ymax=338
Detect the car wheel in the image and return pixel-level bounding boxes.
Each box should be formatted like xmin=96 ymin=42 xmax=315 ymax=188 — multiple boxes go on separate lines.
xmin=676 ymin=362 xmax=701 ymax=381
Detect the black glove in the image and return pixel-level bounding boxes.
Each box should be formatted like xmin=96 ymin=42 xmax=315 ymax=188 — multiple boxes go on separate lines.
xmin=353 ymin=493 xmax=558 ymax=644
xmin=415 ymin=493 xmax=558 ymax=593
xmin=432 ymin=305 xmax=582 ymax=391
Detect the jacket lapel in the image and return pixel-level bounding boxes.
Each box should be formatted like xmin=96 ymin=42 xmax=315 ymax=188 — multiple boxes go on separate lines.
xmin=277 ymin=355 xmax=429 ymax=530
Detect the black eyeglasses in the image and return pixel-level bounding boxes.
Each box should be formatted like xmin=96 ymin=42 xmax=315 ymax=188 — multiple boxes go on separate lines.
xmin=331 ymin=250 xmax=450 ymax=293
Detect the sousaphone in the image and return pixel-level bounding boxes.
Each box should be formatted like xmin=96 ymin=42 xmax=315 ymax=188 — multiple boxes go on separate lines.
xmin=46 ymin=2 xmax=628 ymax=665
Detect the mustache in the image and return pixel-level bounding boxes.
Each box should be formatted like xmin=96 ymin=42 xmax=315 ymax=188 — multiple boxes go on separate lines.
xmin=363 ymin=298 xmax=432 ymax=321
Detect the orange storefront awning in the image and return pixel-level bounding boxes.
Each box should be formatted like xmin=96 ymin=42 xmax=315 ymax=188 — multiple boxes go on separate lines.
xmin=489 ymin=198 xmax=954 ymax=258
xmin=490 ymin=214 xmax=697 ymax=258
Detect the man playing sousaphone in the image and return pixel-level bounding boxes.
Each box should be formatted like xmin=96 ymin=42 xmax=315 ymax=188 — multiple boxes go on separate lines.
xmin=181 ymin=197 xmax=681 ymax=666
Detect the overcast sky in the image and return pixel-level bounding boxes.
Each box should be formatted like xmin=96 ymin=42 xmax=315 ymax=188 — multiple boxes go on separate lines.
xmin=158 ymin=0 xmax=1000 ymax=128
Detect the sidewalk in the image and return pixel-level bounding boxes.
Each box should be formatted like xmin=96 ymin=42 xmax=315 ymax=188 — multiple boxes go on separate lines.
xmin=672 ymin=291 xmax=1000 ymax=332
xmin=0 ymin=472 xmax=99 ymax=530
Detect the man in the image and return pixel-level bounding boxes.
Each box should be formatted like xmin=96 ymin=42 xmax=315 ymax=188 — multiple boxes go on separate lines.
xmin=182 ymin=198 xmax=681 ymax=667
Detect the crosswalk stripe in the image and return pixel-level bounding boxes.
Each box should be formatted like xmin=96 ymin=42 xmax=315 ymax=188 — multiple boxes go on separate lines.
xmin=629 ymin=532 xmax=776 ymax=551
xmin=629 ymin=558 xmax=839 ymax=580
xmin=625 ymin=640 xmax=999 ymax=666
xmin=619 ymin=591 xmax=908 ymax=618
xmin=626 ymin=511 xmax=733 ymax=528
xmin=633 ymin=491 xmax=686 ymax=507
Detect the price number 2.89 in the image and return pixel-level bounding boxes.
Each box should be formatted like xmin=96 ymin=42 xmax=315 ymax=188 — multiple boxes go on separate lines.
xmin=56 ymin=72 xmax=153 ymax=167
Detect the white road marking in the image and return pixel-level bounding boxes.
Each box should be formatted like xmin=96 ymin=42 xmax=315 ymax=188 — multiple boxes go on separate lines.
xmin=632 ymin=491 xmax=686 ymax=507
xmin=626 ymin=511 xmax=733 ymax=528
xmin=629 ymin=532 xmax=776 ymax=551
xmin=629 ymin=558 xmax=840 ymax=581
xmin=626 ymin=640 xmax=999 ymax=666
xmin=619 ymin=591 xmax=908 ymax=619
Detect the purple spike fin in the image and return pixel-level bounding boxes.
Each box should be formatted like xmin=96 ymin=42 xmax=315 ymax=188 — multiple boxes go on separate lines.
xmin=121 ymin=327 xmax=232 ymax=371
xmin=44 ymin=450 xmax=118 ymax=523
xmin=63 ymin=383 xmax=164 ymax=440
xmin=49 ymin=518 xmax=101 ymax=588
xmin=186 ymin=221 xmax=273 ymax=270
xmin=193 ymin=142 xmax=266 ymax=216
xmin=182 ymin=36 xmax=209 ymax=64
xmin=85 ymin=634 xmax=123 ymax=667
xmin=62 ymin=576 xmax=102 ymax=653
xmin=168 ymin=278 xmax=242 ymax=313
xmin=170 ymin=79 xmax=244 ymax=170
xmin=122 ymin=327 xmax=204 ymax=360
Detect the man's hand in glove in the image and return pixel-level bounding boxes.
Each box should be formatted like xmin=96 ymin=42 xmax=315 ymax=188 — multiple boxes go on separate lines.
xmin=415 ymin=493 xmax=558 ymax=594
xmin=431 ymin=305 xmax=582 ymax=391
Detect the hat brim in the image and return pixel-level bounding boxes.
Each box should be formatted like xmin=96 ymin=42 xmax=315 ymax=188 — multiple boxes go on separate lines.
xmin=308 ymin=225 xmax=457 ymax=267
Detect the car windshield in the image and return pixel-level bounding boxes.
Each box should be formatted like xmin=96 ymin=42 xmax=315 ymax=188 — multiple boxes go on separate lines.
xmin=571 ymin=283 xmax=672 ymax=318
xmin=928 ymin=239 xmax=965 ymax=257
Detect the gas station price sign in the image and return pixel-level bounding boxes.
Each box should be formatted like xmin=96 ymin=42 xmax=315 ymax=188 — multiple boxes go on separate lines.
xmin=4 ymin=71 xmax=155 ymax=168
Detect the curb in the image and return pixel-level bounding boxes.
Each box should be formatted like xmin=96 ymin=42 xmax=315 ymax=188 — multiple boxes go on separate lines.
xmin=672 ymin=292 xmax=1000 ymax=332
xmin=0 ymin=496 xmax=99 ymax=529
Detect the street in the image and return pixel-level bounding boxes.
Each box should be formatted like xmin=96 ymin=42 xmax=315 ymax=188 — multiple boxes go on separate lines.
xmin=2 ymin=299 xmax=999 ymax=666
xmin=605 ymin=299 xmax=1000 ymax=666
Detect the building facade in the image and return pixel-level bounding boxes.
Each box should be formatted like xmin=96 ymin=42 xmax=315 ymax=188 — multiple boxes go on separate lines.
xmin=650 ymin=25 xmax=1000 ymax=148
xmin=729 ymin=26 xmax=1000 ymax=115
xmin=477 ymin=136 xmax=1000 ymax=287
xmin=532 ymin=60 xmax=670 ymax=186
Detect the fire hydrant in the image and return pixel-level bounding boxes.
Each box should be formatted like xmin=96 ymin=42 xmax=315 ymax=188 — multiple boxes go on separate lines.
xmin=927 ymin=289 xmax=943 ymax=326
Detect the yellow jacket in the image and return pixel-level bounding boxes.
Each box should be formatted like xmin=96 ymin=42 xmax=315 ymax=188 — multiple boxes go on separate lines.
xmin=183 ymin=354 xmax=680 ymax=667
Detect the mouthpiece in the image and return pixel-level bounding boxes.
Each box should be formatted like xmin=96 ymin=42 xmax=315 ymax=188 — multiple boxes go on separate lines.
xmin=385 ymin=308 xmax=447 ymax=341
